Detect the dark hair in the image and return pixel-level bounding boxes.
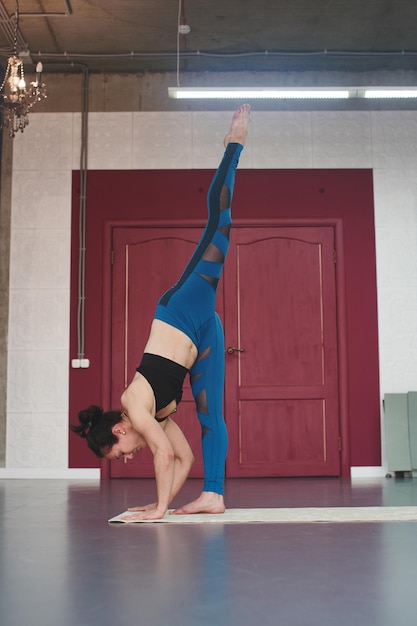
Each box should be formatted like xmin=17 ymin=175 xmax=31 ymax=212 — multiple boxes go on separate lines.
xmin=70 ymin=405 xmax=123 ymax=458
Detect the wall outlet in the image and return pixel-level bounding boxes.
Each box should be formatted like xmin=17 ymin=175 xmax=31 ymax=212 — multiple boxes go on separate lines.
xmin=72 ymin=359 xmax=90 ymax=368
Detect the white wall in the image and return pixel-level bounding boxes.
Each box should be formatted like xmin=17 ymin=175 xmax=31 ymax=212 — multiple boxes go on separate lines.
xmin=4 ymin=110 xmax=417 ymax=476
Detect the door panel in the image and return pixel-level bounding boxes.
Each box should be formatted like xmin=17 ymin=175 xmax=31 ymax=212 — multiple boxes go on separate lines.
xmin=239 ymin=399 xmax=326 ymax=465
xmin=224 ymin=227 xmax=340 ymax=477
xmin=238 ymin=236 xmax=324 ymax=387
xmin=110 ymin=227 xmax=206 ymax=478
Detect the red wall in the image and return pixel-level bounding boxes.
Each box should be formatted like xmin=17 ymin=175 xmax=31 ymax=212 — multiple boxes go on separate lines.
xmin=69 ymin=168 xmax=379 ymax=470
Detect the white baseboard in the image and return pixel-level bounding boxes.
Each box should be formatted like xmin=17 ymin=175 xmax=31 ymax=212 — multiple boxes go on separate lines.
xmin=0 ymin=468 xmax=100 ymax=479
xmin=350 ymin=466 xmax=388 ymax=478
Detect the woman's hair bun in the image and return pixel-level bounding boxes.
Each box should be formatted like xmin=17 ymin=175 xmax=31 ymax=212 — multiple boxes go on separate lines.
xmin=80 ymin=405 xmax=103 ymax=426
xmin=70 ymin=405 xmax=103 ymax=438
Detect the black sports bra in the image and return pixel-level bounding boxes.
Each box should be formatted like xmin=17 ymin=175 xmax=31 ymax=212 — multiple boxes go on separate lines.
xmin=136 ymin=353 xmax=188 ymax=421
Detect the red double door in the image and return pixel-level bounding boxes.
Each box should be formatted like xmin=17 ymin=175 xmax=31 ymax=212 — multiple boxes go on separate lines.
xmin=110 ymin=225 xmax=340 ymax=478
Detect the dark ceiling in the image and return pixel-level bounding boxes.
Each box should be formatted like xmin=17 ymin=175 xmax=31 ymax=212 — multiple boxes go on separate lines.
xmin=1 ymin=0 xmax=417 ymax=76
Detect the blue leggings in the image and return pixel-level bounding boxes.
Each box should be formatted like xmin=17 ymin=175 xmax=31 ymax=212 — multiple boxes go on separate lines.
xmin=154 ymin=142 xmax=243 ymax=494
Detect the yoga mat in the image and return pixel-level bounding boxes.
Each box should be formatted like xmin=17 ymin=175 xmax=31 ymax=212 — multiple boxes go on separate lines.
xmin=108 ymin=506 xmax=417 ymax=524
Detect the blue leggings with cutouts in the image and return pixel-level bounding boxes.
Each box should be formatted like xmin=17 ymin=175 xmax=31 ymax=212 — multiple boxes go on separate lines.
xmin=154 ymin=142 xmax=243 ymax=494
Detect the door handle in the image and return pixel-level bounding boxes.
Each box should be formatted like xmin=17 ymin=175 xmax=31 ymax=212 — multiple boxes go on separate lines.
xmin=226 ymin=346 xmax=246 ymax=354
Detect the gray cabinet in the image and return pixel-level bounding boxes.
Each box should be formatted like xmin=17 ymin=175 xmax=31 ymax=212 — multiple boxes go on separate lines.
xmin=384 ymin=392 xmax=417 ymax=477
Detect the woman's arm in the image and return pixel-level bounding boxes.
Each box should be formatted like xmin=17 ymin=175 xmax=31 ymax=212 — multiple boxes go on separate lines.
xmin=127 ymin=418 xmax=194 ymax=513
xmin=137 ymin=417 xmax=175 ymax=519
xmin=122 ymin=384 xmax=175 ymax=520
xmin=163 ymin=418 xmax=195 ymax=502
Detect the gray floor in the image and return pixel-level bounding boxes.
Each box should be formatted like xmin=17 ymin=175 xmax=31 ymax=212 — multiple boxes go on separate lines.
xmin=1 ymin=476 xmax=417 ymax=626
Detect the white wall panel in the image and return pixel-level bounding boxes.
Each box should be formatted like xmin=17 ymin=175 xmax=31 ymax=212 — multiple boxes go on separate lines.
xmin=9 ymin=229 xmax=70 ymax=290
xmin=13 ymin=113 xmax=75 ymax=171
xmin=132 ymin=112 xmax=192 ymax=169
xmin=371 ymin=112 xmax=417 ymax=169
xmin=252 ymin=111 xmax=312 ymax=169
xmin=84 ymin=112 xmax=134 ymax=170
xmin=11 ymin=170 xmax=72 ymax=230
xmin=8 ymin=115 xmax=72 ymax=469
xmin=373 ymin=165 xmax=417 ymax=396
xmin=312 ymin=111 xmax=372 ymax=168
xmin=8 ymin=290 xmax=70 ymax=351
xmin=6 ymin=412 xmax=68 ymax=468
xmin=7 ymin=351 xmax=69 ymax=414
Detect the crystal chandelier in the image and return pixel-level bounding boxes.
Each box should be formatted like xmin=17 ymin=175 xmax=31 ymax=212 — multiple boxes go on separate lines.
xmin=0 ymin=0 xmax=47 ymax=137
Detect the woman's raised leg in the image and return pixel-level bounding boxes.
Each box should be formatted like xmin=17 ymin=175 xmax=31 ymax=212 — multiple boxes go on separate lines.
xmin=170 ymin=105 xmax=251 ymax=514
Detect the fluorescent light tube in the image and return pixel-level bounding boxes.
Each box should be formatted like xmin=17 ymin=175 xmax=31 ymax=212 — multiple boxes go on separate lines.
xmin=364 ymin=88 xmax=417 ymax=99
xmin=168 ymin=87 xmax=350 ymax=99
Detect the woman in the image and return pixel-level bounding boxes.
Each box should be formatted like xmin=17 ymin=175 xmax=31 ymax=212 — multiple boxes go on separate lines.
xmin=71 ymin=104 xmax=250 ymax=520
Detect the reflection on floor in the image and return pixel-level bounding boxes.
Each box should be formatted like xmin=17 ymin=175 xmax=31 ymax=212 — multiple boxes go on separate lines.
xmin=1 ymin=477 xmax=417 ymax=626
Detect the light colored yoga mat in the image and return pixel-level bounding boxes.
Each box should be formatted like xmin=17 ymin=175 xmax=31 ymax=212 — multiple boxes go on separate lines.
xmin=108 ymin=506 xmax=417 ymax=524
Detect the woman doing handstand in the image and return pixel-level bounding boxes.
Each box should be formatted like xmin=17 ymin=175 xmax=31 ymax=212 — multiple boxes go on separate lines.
xmin=71 ymin=104 xmax=250 ymax=520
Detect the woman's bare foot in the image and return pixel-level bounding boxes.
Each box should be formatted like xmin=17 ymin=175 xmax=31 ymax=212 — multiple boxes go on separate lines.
xmin=224 ymin=104 xmax=251 ymax=147
xmin=171 ymin=491 xmax=226 ymax=515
